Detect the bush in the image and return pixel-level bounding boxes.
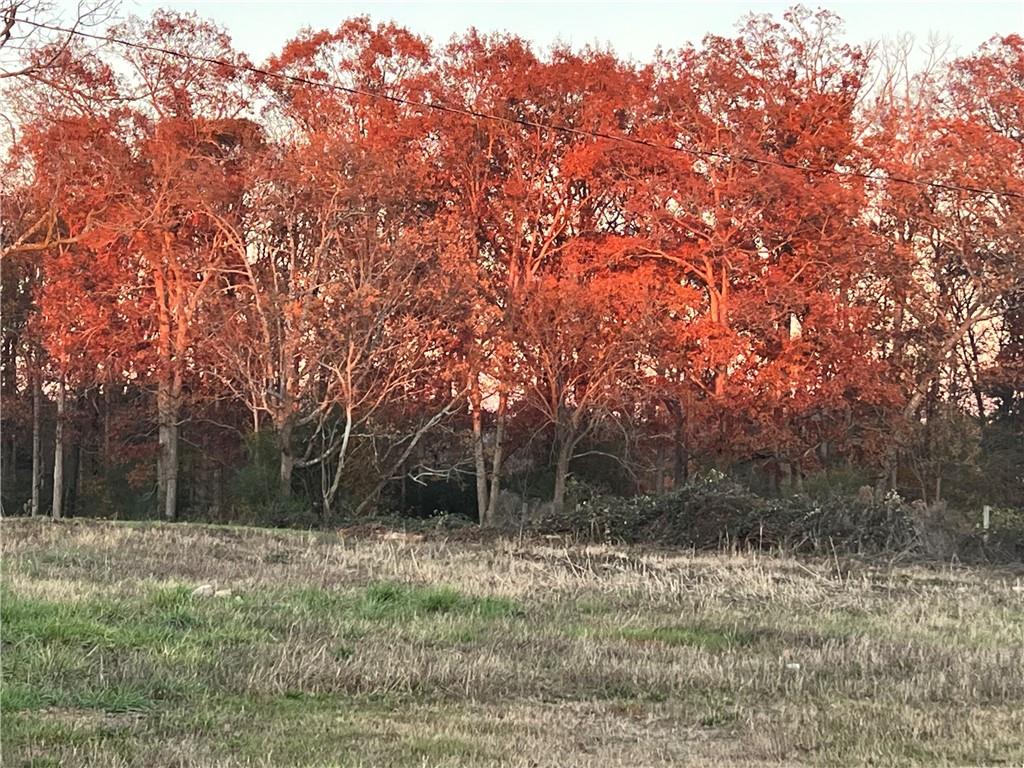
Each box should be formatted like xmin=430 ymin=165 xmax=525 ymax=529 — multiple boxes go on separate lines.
xmin=226 ymin=431 xmax=318 ymax=528
xmin=534 ymin=473 xmax=921 ymax=554
xmin=954 ymin=505 xmax=1024 ymax=562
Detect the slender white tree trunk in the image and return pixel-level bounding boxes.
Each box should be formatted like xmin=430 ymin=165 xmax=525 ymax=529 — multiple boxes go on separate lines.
xmin=52 ymin=377 xmax=65 ymax=520
xmin=470 ymin=376 xmax=489 ymax=525
xmin=30 ymin=370 xmax=42 ymax=517
xmin=279 ymin=415 xmax=295 ymax=498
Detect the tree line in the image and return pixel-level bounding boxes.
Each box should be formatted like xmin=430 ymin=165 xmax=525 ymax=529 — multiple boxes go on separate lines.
xmin=1 ymin=5 xmax=1021 ymax=524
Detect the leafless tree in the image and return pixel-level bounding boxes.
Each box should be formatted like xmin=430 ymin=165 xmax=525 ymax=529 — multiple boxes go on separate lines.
xmin=1 ymin=1 xmax=116 ymax=80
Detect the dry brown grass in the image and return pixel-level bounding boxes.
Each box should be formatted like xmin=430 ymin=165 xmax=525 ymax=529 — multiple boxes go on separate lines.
xmin=2 ymin=518 xmax=1023 ymax=767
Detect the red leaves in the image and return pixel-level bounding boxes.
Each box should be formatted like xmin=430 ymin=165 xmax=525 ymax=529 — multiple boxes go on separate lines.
xmin=8 ymin=6 xmax=1021 ymax=485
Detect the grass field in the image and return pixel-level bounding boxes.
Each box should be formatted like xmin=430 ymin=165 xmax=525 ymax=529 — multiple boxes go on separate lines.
xmin=1 ymin=518 xmax=1023 ymax=767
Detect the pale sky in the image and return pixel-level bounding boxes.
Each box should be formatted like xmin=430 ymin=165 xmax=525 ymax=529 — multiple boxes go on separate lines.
xmin=111 ymin=0 xmax=1022 ymax=67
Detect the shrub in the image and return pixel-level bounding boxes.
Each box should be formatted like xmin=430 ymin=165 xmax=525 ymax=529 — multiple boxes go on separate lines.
xmin=534 ymin=473 xmax=921 ymax=554
xmin=227 ymin=431 xmax=318 ymax=528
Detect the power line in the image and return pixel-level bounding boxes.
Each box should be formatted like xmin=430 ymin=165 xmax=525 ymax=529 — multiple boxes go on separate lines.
xmin=16 ymin=17 xmax=1024 ymax=202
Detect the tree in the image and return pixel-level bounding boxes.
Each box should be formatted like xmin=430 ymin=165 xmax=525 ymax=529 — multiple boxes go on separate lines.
xmin=605 ymin=8 xmax=891 ymax=481
xmin=430 ymin=34 xmax=649 ymax=521
xmin=204 ymin=19 xmax=464 ymax=513
xmin=2 ymin=5 xmax=1018 ymax=525
xmin=513 ymin=255 xmax=661 ymax=513
xmin=16 ymin=12 xmax=255 ymax=519
xmin=865 ymin=34 xmax=1023 ymax=490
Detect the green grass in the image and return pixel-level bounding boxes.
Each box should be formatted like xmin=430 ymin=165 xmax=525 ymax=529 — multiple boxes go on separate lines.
xmin=616 ymin=624 xmax=756 ymax=650
xmin=0 ymin=574 xmax=525 ymax=765
xmin=1 ymin=518 xmax=1023 ymax=767
xmin=356 ymin=582 xmax=521 ymax=621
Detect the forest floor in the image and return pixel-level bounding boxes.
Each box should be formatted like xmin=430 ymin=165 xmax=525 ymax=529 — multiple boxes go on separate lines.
xmin=1 ymin=518 xmax=1023 ymax=767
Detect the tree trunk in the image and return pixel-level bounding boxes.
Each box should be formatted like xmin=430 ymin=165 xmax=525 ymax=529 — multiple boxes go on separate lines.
xmin=153 ymin=265 xmax=183 ymax=521
xmin=31 ymin=370 xmax=41 ymax=517
xmin=666 ymin=398 xmax=689 ymax=488
xmin=710 ymin=279 xmax=730 ymax=397
xmin=322 ymin=403 xmax=354 ymax=516
xmin=279 ymin=416 xmax=295 ymax=498
xmin=673 ymin=439 xmax=689 ymax=488
xmin=279 ymin=450 xmax=295 ymax=498
xmin=552 ymin=433 xmax=573 ymax=517
xmin=767 ymin=460 xmax=780 ymax=496
xmin=157 ymin=384 xmax=179 ymax=520
xmin=470 ymin=376 xmax=489 ymax=525
xmin=52 ymin=377 xmax=65 ymax=520
xmin=484 ymin=387 xmax=508 ymax=525
xmin=319 ymin=438 xmax=330 ymax=518
xmin=164 ymin=414 xmax=178 ymax=521
xmin=965 ymin=326 xmax=987 ymax=427
xmin=156 ymin=400 xmax=167 ymax=518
